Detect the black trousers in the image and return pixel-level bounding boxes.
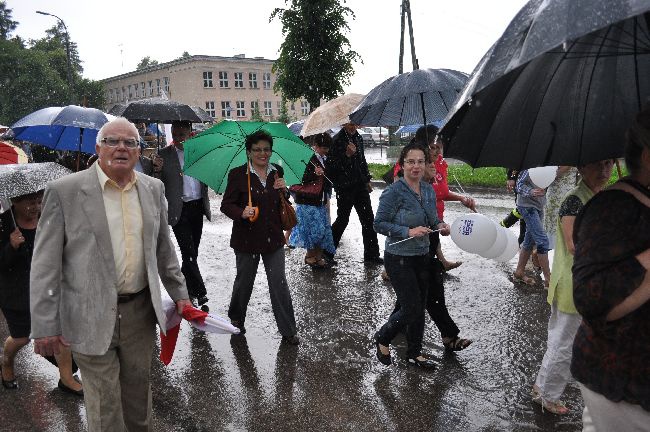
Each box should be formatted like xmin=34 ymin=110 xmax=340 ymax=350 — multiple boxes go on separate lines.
xmin=172 ymin=199 xmax=207 ymax=299
xmin=377 ymin=252 xmax=429 ymax=358
xmin=331 ymin=186 xmax=380 ymax=259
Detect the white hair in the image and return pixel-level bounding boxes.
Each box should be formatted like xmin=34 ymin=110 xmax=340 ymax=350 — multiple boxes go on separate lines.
xmin=96 ymin=117 xmax=139 ymax=144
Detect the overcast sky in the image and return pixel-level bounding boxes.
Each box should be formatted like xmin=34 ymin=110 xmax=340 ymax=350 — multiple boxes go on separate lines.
xmin=9 ymin=0 xmax=527 ymax=95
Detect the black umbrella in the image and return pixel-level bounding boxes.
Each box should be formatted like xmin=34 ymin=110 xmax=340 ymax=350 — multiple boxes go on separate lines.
xmin=110 ymin=98 xmax=210 ymax=123
xmin=442 ymin=0 xmax=650 ymax=169
xmin=349 ymin=68 xmax=468 ymax=126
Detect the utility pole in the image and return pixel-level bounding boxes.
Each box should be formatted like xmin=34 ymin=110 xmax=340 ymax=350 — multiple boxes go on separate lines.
xmin=398 ymin=0 xmax=419 ymax=73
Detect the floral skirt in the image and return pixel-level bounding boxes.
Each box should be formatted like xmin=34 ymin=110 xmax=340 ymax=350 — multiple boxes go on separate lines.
xmin=289 ymin=204 xmax=336 ymax=254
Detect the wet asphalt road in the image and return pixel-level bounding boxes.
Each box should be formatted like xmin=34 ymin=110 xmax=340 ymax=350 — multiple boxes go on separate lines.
xmin=0 ymin=185 xmax=583 ymax=432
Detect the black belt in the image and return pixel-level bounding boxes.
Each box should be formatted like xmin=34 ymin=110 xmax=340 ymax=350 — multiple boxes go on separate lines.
xmin=183 ymin=199 xmax=203 ymax=206
xmin=117 ymin=287 xmax=148 ymax=304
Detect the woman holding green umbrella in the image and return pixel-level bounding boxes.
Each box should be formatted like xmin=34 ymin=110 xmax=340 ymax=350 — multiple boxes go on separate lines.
xmin=220 ymin=130 xmax=299 ymax=345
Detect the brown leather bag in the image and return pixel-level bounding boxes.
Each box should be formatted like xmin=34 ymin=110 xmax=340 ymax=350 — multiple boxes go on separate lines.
xmin=279 ymin=192 xmax=297 ymax=230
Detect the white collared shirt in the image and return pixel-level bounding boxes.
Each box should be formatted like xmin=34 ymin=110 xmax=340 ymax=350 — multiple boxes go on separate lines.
xmin=175 ymin=146 xmax=202 ymax=201
xmin=249 ymin=162 xmax=277 ymax=188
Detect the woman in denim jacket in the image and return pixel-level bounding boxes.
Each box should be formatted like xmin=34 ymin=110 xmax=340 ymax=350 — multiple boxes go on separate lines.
xmin=373 ymin=142 xmax=450 ymax=368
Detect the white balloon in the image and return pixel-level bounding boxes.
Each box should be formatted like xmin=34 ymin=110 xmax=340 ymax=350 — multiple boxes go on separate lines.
xmin=450 ymin=213 xmax=498 ymax=254
xmin=528 ymin=166 xmax=558 ymax=189
xmin=494 ymin=228 xmax=520 ymax=262
xmin=480 ymin=223 xmax=508 ymax=259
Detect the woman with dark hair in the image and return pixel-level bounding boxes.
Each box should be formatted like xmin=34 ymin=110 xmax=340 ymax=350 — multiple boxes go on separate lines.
xmin=221 ymin=130 xmax=300 ymax=345
xmin=373 ymin=142 xmax=450 ymax=368
xmin=0 ymin=191 xmax=82 ymax=395
xmin=570 ymin=108 xmax=650 ymax=429
xmin=289 ymin=133 xmax=336 ymax=268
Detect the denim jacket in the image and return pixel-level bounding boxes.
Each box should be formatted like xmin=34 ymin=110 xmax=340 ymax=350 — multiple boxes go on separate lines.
xmin=374 ymin=179 xmax=440 ymax=256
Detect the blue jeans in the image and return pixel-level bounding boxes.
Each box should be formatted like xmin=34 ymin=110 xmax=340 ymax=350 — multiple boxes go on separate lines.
xmin=517 ymin=206 xmax=550 ymax=254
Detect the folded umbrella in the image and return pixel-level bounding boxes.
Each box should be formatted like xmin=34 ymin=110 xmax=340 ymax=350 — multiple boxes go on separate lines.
xmin=159 ymin=294 xmax=240 ymax=365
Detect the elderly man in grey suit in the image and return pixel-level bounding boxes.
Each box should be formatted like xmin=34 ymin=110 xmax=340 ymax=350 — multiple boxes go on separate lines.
xmin=155 ymin=121 xmax=211 ymax=310
xmin=31 ymin=117 xmax=192 ymax=432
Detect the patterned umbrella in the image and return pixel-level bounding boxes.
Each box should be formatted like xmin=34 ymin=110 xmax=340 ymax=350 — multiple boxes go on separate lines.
xmin=0 ymin=163 xmax=71 ymax=199
xmin=300 ymin=94 xmax=365 ymax=137
xmin=0 ymin=142 xmax=28 ymax=165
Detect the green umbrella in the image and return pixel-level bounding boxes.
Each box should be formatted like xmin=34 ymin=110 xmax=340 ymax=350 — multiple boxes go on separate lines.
xmin=183 ymin=120 xmax=315 ymax=194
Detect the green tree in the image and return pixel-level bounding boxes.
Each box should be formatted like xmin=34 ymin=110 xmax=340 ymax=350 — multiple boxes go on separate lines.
xmin=250 ymin=99 xmax=263 ymax=121
xmin=0 ymin=1 xmax=17 ymax=40
xmin=180 ymin=51 xmax=191 ymax=59
xmin=270 ymin=0 xmax=360 ymax=111
xmin=137 ymin=56 xmax=159 ymax=70
xmin=30 ymin=23 xmax=83 ymax=75
xmin=276 ymin=95 xmax=291 ymax=123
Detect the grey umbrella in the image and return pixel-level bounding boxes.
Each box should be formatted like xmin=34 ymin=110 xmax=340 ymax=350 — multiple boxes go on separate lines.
xmin=349 ymin=68 xmax=468 ymax=126
xmin=110 ymin=98 xmax=211 ymax=123
xmin=441 ymin=0 xmax=650 ymax=169
xmin=0 ymin=163 xmax=72 ymax=200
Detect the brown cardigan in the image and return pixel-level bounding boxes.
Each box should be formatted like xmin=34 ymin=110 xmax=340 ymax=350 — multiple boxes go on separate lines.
xmin=220 ymin=163 xmax=286 ymax=254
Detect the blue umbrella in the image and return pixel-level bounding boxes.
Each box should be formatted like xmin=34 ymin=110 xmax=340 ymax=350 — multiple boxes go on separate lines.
xmin=11 ymin=105 xmax=113 ymax=154
xmin=287 ymin=119 xmax=305 ymax=136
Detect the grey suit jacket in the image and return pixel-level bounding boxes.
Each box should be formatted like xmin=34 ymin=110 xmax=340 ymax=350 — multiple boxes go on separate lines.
xmin=156 ymin=145 xmax=211 ymax=226
xmin=30 ymin=167 xmax=189 ymax=355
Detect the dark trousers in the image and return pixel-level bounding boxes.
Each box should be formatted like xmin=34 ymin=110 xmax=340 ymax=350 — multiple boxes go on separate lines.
xmin=331 ymin=186 xmax=380 ymax=259
xmin=171 ymin=199 xmax=206 ymax=299
xmin=228 ymin=248 xmax=297 ymax=337
xmin=377 ymin=252 xmax=429 ymax=358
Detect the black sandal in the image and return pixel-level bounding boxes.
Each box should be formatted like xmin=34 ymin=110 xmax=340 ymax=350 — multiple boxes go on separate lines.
xmin=443 ymin=336 xmax=473 ymax=352
xmin=1 ymin=365 xmax=18 ymax=390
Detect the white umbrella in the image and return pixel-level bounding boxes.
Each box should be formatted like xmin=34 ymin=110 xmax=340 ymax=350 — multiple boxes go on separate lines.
xmin=300 ymin=93 xmax=365 ymax=137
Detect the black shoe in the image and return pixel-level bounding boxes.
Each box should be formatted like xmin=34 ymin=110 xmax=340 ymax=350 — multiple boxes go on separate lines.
xmin=407 ymin=356 xmax=437 ymax=370
xmin=231 ymin=320 xmax=246 ymax=334
xmin=197 ymin=295 xmax=209 ymax=306
xmin=374 ymin=332 xmax=391 ymax=366
xmin=58 ymin=379 xmax=83 ymax=396
xmin=364 ymin=256 xmax=384 ymax=265
xmin=281 ymin=335 xmax=300 ymax=345
xmin=1 ymin=365 xmax=17 ymax=390
xmin=323 ymin=252 xmax=337 ymax=266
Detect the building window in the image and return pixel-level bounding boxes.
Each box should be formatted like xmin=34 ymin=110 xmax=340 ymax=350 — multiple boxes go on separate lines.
xmin=203 ymin=71 xmax=213 ymax=88
xmin=234 ymin=72 xmax=244 ymax=88
xmin=134 ymin=83 xmax=139 ymax=99
xmin=205 ymin=101 xmax=216 ymax=118
xmin=128 ymin=84 xmax=133 ymax=99
xmin=121 ymin=87 xmax=126 ymax=102
xmin=221 ymin=101 xmax=231 ymax=118
xmin=163 ymin=77 xmax=170 ymax=93
xmin=249 ymin=72 xmax=258 ymax=89
xmin=263 ymin=72 xmax=271 ymax=89
xmin=148 ymin=81 xmax=153 ymax=96
xmin=290 ymin=102 xmax=295 ymax=111
xmin=236 ymin=101 xmax=245 ymax=117
xmin=108 ymin=89 xmax=113 ymax=103
xmin=301 ymin=100 xmax=309 ymax=116
xmin=156 ymin=79 xmax=161 ymax=95
xmin=263 ymin=101 xmax=273 ymax=116
xmin=140 ymin=82 xmax=145 ymax=98
xmin=250 ymin=100 xmax=259 ymax=111
xmin=219 ymin=71 xmax=228 ymax=88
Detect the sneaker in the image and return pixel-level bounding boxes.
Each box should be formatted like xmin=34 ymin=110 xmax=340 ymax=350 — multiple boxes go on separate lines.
xmin=231 ymin=320 xmax=246 ymax=334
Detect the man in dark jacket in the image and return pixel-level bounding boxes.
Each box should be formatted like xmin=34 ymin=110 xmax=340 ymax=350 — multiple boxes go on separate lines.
xmin=326 ymin=123 xmax=382 ymax=264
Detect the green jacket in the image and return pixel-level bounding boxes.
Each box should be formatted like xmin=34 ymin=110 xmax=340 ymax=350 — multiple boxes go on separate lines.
xmin=547 ymin=180 xmax=594 ymax=314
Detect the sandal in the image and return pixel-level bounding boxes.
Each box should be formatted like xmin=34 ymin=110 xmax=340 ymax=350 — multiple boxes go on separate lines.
xmin=0 ymin=364 xmax=17 ymax=390
xmin=513 ymin=273 xmax=535 ymax=285
xmin=532 ymin=393 xmax=570 ymax=415
xmin=531 ymin=251 xmax=542 ymax=273
xmin=443 ymin=336 xmax=472 ymax=352
xmin=304 ymin=257 xmax=328 ymax=269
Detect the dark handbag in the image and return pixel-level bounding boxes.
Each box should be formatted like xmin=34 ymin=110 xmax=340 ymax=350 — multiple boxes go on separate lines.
xmin=289 ymin=175 xmax=324 ymax=200
xmin=279 ymin=192 xmax=297 ymax=230
xmin=382 ymin=164 xmax=401 ymax=185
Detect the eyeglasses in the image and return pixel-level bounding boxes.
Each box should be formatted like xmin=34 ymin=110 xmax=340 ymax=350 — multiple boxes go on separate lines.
xmin=250 ymin=148 xmax=272 ymax=154
xmin=404 ymin=159 xmax=426 ymax=166
xmin=101 ymin=137 xmax=139 ymax=148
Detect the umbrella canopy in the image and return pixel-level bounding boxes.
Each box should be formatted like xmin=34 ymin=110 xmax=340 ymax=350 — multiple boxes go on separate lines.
xmin=112 ymin=98 xmax=211 ymax=123
xmin=0 ymin=142 xmax=28 ymax=165
xmin=349 ymin=69 xmax=468 ymax=127
xmin=11 ymin=105 xmax=113 ymax=154
xmin=442 ymin=0 xmax=650 ymax=169
xmin=183 ymin=121 xmax=314 ymax=194
xmin=394 ymin=121 xmax=445 ymax=135
xmin=300 ymin=93 xmax=365 ymax=137
xmin=287 ymin=119 xmax=305 ymax=136
xmin=0 ymin=162 xmax=71 ymax=199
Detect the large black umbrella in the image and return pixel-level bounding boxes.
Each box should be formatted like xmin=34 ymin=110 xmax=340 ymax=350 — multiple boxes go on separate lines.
xmin=349 ymin=68 xmax=468 ymax=126
xmin=441 ymin=0 xmax=650 ymax=169
xmin=109 ymin=98 xmax=211 ymax=123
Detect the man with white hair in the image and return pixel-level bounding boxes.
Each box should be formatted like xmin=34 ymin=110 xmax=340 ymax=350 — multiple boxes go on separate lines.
xmin=30 ymin=117 xmax=192 ymax=431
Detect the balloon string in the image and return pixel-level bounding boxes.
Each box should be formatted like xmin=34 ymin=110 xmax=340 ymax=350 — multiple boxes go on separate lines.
xmin=389 ymin=228 xmax=442 ymax=246
xmin=452 ymin=173 xmax=467 ymax=195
